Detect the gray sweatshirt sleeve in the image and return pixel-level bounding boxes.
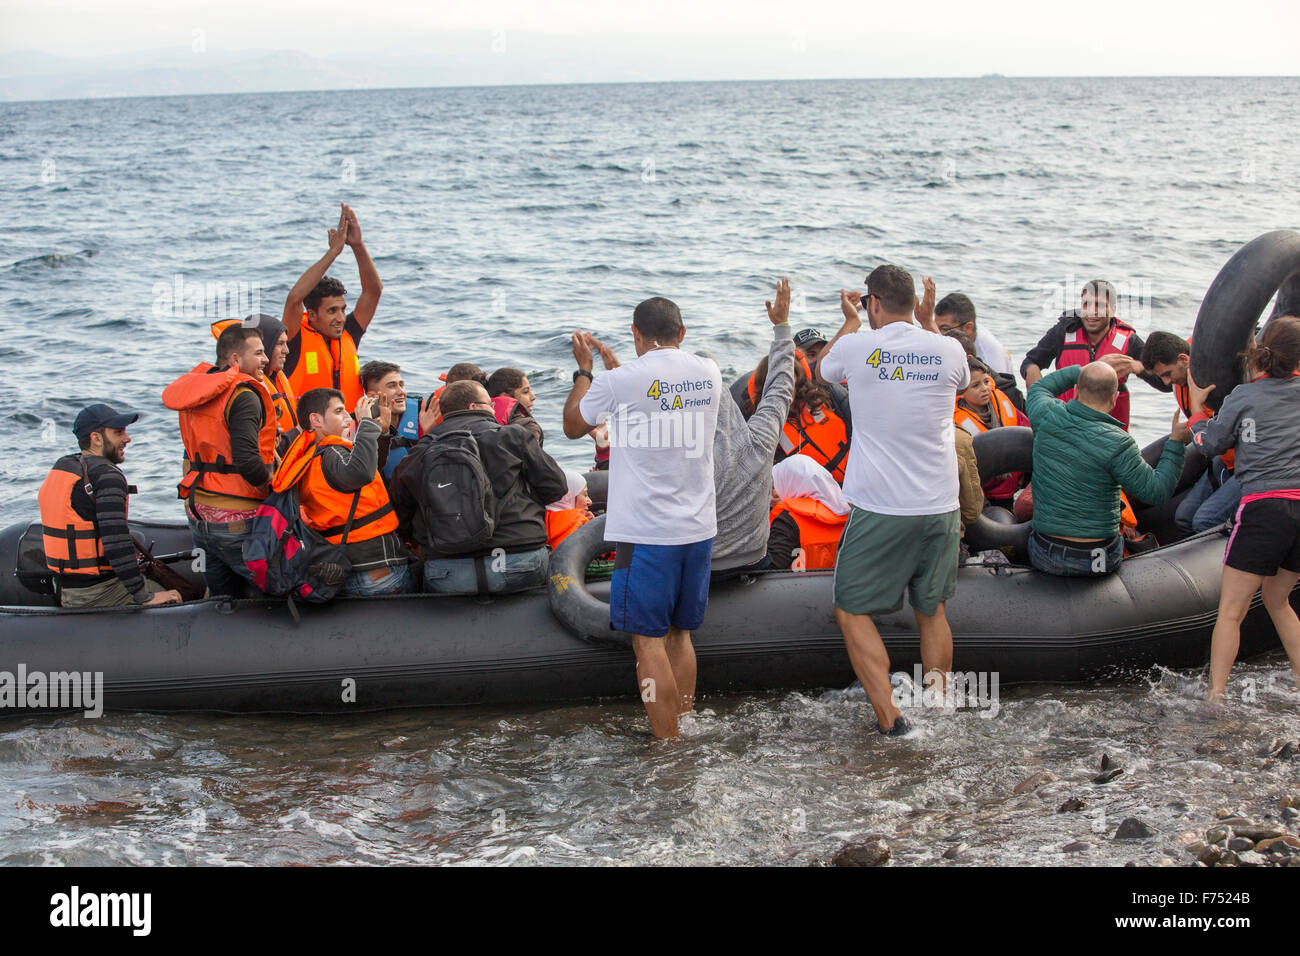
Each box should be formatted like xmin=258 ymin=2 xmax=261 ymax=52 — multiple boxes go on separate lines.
xmin=320 ymin=419 xmax=381 ymax=492
xmin=1189 ymin=391 xmax=1246 ymax=460
xmin=746 ymin=323 xmax=796 ymax=459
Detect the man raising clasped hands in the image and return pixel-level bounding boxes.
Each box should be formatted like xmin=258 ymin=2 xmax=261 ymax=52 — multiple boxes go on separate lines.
xmin=563 ymin=296 xmax=724 ymax=739
xmin=817 ymin=266 xmax=970 ymax=737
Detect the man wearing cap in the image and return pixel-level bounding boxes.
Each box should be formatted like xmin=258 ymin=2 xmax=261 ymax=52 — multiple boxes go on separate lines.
xmin=793 ymin=326 xmax=853 ymax=428
xmin=37 ymin=406 xmax=183 ymax=608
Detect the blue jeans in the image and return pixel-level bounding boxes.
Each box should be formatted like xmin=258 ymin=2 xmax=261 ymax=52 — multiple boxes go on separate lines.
xmin=1029 ymin=530 xmax=1124 ymax=577
xmin=1176 ymin=460 xmax=1241 ymax=533
xmin=187 ymin=512 xmax=258 ymax=598
xmin=423 ymin=546 xmax=549 ymax=596
xmin=342 ymin=564 xmax=411 ymax=597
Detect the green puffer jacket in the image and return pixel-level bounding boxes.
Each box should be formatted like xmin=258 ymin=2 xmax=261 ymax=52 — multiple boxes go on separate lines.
xmin=1027 ymin=366 xmax=1185 ymax=539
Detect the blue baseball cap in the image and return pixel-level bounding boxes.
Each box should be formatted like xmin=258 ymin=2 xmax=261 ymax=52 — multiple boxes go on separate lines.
xmin=73 ymin=404 xmax=139 ymax=440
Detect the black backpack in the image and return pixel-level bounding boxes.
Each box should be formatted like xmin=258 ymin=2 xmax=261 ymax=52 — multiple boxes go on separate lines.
xmin=419 ymin=429 xmax=498 ymax=554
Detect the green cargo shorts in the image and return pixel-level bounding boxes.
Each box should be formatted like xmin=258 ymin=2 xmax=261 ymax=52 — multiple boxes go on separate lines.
xmin=832 ymin=507 xmax=960 ymax=616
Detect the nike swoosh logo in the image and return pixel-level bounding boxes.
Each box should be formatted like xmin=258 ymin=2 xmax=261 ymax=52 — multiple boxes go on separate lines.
xmin=437 ymin=482 xmax=453 ymax=488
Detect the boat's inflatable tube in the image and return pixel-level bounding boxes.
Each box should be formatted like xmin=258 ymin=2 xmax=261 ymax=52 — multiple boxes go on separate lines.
xmin=1191 ymin=230 xmax=1300 ymax=411
xmin=964 ymin=426 xmax=1034 ymax=558
xmin=2 ymin=520 xmax=1290 ymax=716
xmin=548 ymin=513 xmax=621 ymax=645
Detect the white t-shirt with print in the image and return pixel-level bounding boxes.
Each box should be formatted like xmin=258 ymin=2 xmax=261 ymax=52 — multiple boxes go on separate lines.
xmin=819 ymin=322 xmax=970 ymax=515
xmin=579 ymin=348 xmax=723 ymax=544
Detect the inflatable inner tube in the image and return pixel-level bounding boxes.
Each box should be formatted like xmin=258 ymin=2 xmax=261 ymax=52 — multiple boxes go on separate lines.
xmin=585 ymin=469 xmax=608 ymax=507
xmin=1191 ymin=230 xmax=1300 ymax=412
xmin=548 ymin=513 xmax=625 ymax=646
xmin=965 ymin=426 xmax=1034 ymax=559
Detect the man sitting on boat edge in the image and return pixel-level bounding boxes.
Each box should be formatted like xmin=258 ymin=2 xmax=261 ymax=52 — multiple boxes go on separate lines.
xmin=1026 ymin=361 xmax=1189 ymax=577
xmin=38 ymin=405 xmax=183 ymax=608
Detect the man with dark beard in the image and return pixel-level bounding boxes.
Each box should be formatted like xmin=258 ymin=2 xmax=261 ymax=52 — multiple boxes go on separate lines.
xmin=38 ymin=405 xmax=182 ymax=608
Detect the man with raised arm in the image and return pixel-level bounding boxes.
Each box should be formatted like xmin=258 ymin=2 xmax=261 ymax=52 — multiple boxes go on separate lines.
xmin=816 ymin=267 xmax=969 ymax=737
xmin=282 ymin=203 xmax=382 ymax=410
xmin=563 ymin=296 xmax=724 ymax=740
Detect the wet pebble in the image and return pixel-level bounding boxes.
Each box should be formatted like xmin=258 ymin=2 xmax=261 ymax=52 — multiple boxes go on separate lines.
xmin=1113 ymin=818 xmax=1157 ymax=840
xmin=1237 ymin=850 xmax=1267 ymax=867
xmin=942 ymin=843 xmax=970 ymax=861
xmin=1197 ymin=845 xmax=1223 ymax=865
xmin=1062 ymin=841 xmax=1091 ymax=853
xmin=1013 ymin=771 xmax=1057 ymax=794
xmin=1206 ymin=825 xmax=1230 ymax=845
xmin=1234 ymin=826 xmax=1282 ymax=842
xmin=833 ymin=838 xmax=890 ymax=867
xmin=1057 ymin=796 xmax=1086 ymax=813
xmin=1282 ymin=807 xmax=1299 ymax=821
xmin=1256 ymin=836 xmax=1300 ymax=855
xmin=1093 ymin=767 xmax=1124 ymax=784
xmin=1227 ymin=836 xmax=1255 ymax=853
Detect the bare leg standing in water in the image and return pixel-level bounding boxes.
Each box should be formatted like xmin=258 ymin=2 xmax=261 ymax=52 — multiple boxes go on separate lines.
xmin=1210 ymin=566 xmax=1300 ymax=702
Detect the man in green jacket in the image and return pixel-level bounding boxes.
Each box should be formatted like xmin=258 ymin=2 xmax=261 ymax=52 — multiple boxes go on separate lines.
xmin=1027 ymin=362 xmax=1189 ymax=576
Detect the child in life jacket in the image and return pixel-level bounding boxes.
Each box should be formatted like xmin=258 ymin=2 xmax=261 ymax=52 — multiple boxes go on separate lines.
xmin=545 ymin=469 xmax=594 ymax=549
xmin=766 ymin=455 xmax=850 ymax=570
xmin=954 ymin=356 xmax=1030 ymax=509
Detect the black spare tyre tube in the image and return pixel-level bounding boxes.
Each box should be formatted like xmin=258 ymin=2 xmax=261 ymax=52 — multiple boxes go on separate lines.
xmin=965 ymin=426 xmax=1034 ymax=559
xmin=585 ymin=469 xmax=608 ymax=507
xmin=548 ymin=513 xmax=627 ymax=646
xmin=1191 ymin=230 xmax=1300 ymax=412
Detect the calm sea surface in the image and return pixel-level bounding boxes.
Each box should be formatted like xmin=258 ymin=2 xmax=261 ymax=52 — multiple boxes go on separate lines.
xmin=1 ymin=77 xmax=1298 ymax=865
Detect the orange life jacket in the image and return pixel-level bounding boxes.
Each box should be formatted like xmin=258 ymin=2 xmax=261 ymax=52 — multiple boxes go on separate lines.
xmin=953 ymin=387 xmax=1021 ymax=437
xmin=289 ymin=313 xmax=362 ymax=409
xmin=162 ymin=363 xmax=277 ymax=504
xmin=1174 ymin=380 xmax=1235 ymax=471
xmin=546 ymin=508 xmax=593 ymax=550
xmin=272 ymin=432 xmax=398 ymax=545
xmin=266 ymin=368 xmax=299 ymax=434
xmin=209 ymin=319 xmax=297 ymax=433
xmin=1120 ymin=491 xmax=1138 ymax=531
xmin=769 ymin=497 xmax=848 ymax=569
xmin=779 ymin=405 xmax=851 ymax=483
xmin=1057 ymin=320 xmax=1137 ymax=428
xmin=37 ymin=454 xmax=123 ymax=579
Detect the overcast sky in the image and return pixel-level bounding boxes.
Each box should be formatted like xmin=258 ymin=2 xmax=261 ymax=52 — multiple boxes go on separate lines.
xmin=2 ymin=0 xmax=1297 ymax=76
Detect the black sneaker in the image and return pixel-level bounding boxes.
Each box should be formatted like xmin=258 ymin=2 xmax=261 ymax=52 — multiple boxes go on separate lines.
xmin=878 ymin=715 xmax=911 ymax=737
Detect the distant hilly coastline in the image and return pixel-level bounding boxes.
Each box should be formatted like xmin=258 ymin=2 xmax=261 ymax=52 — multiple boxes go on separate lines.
xmin=2 ymin=35 xmax=822 ymax=101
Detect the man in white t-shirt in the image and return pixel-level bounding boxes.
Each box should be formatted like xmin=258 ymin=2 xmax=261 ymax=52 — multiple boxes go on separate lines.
xmin=935 ymin=291 xmax=1013 ymax=377
xmin=563 ymin=297 xmax=723 ymax=739
xmin=817 ymin=265 xmax=970 ymax=737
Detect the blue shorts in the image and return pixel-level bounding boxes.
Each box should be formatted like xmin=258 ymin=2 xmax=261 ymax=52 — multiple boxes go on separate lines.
xmin=610 ymin=539 xmax=713 ymax=637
